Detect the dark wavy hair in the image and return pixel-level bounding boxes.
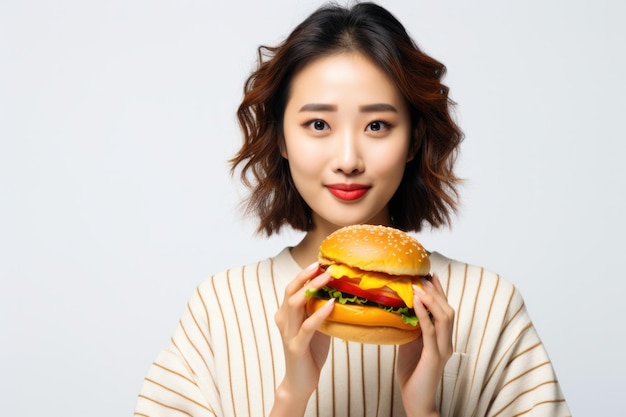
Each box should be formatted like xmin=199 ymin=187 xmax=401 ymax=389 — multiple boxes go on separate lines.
xmin=230 ymin=2 xmax=463 ymax=236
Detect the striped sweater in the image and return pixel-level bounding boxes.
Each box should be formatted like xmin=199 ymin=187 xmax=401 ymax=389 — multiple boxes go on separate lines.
xmin=135 ymin=248 xmax=570 ymax=417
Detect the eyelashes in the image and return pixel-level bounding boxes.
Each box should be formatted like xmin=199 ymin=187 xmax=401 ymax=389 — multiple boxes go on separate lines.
xmin=304 ymin=119 xmax=329 ymax=131
xmin=302 ymin=119 xmax=395 ymax=133
xmin=366 ymin=119 xmax=392 ymax=132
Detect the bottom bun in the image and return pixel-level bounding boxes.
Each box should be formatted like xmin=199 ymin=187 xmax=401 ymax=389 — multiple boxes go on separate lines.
xmin=307 ymin=298 xmax=422 ymax=345
xmin=318 ymin=320 xmax=421 ymax=345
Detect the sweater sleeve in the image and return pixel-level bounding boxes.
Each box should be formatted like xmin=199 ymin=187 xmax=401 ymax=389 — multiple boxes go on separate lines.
xmin=483 ymin=287 xmax=571 ymax=417
xmin=434 ymin=255 xmax=571 ymax=417
xmin=135 ymin=286 xmax=221 ymax=417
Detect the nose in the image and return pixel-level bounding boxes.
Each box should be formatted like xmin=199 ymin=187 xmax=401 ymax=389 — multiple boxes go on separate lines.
xmin=332 ymin=129 xmax=364 ymax=175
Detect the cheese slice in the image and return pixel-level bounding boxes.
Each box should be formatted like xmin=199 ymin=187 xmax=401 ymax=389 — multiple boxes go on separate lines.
xmin=326 ymin=263 xmax=416 ymax=308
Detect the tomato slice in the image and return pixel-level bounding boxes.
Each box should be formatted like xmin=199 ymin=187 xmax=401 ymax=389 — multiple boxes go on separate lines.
xmin=328 ymin=277 xmax=406 ymax=308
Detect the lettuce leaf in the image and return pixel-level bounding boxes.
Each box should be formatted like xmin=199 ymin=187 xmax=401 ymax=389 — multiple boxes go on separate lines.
xmin=311 ymin=286 xmax=419 ymax=326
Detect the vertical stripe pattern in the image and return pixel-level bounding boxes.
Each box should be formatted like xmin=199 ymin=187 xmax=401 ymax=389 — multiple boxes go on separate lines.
xmin=135 ymin=248 xmax=570 ymax=417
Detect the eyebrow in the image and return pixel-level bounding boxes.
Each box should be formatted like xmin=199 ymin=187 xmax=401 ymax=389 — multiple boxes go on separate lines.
xmin=359 ymin=103 xmax=398 ymax=113
xmin=299 ymin=103 xmax=337 ymax=112
xmin=298 ymin=103 xmax=398 ymax=112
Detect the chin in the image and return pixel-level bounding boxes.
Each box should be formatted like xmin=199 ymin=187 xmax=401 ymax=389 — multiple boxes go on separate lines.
xmin=313 ymin=204 xmax=392 ymax=230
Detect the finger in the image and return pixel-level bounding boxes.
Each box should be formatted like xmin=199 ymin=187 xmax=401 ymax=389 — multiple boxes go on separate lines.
xmin=284 ymin=261 xmax=320 ymax=297
xmin=429 ymin=273 xmax=446 ymax=295
xmin=293 ymin=271 xmax=331 ymax=309
xmin=412 ymin=285 xmax=437 ymax=347
xmin=419 ymin=278 xmax=454 ymax=353
xmin=296 ymin=298 xmax=335 ymax=348
xmin=304 ymin=271 xmax=332 ymax=292
xmin=413 ymin=284 xmax=451 ymax=345
xmin=420 ymin=277 xmax=454 ymax=322
xmin=279 ymin=271 xmax=332 ymax=340
xmin=415 ymin=279 xmax=446 ymax=322
xmin=421 ymin=275 xmax=447 ymax=305
xmin=276 ymin=262 xmax=320 ymax=333
xmin=422 ymin=277 xmax=454 ymax=323
xmin=412 ymin=285 xmax=434 ymax=328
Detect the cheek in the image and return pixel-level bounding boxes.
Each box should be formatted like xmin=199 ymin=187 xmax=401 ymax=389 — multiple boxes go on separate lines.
xmin=282 ymin=128 xmax=328 ymax=173
xmin=378 ymin=158 xmax=408 ymax=186
xmin=283 ymin=139 xmax=327 ymax=177
xmin=367 ymin=141 xmax=411 ymax=176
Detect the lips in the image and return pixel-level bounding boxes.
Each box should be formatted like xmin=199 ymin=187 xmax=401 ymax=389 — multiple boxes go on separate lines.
xmin=326 ymin=183 xmax=371 ymax=201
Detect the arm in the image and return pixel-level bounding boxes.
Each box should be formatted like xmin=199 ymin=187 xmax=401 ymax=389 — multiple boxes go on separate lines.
xmin=270 ymin=261 xmax=335 ymax=417
xmin=400 ymin=257 xmax=571 ymax=417
xmin=396 ymin=274 xmax=455 ymax=417
xmin=135 ymin=287 xmax=221 ymax=416
xmin=482 ymin=289 xmax=571 ymax=417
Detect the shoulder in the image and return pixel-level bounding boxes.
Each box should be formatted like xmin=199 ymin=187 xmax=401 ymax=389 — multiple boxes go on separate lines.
xmin=430 ymin=252 xmax=527 ymax=330
xmin=194 ymin=247 xmax=299 ymax=299
xmin=430 ymin=253 xmax=570 ymax=415
xmin=175 ymin=248 xmax=297 ymax=330
xmin=430 ymin=251 xmax=519 ymax=298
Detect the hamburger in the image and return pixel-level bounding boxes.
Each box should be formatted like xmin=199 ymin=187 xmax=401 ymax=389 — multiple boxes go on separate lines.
xmin=305 ymin=224 xmax=431 ymax=345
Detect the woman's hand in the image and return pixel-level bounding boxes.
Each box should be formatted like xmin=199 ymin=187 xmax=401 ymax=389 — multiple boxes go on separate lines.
xmin=396 ymin=273 xmax=455 ymax=417
xmin=270 ymin=261 xmax=335 ymax=417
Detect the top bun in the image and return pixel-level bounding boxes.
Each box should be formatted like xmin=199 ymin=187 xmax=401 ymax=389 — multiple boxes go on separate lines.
xmin=318 ymin=225 xmax=430 ymax=276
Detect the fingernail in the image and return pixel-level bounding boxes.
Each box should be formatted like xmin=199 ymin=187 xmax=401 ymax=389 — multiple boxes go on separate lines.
xmin=304 ymin=261 xmax=319 ymax=273
xmin=422 ymin=277 xmax=433 ymax=287
xmin=324 ymin=298 xmax=336 ymax=309
xmin=413 ymin=285 xmax=424 ymax=308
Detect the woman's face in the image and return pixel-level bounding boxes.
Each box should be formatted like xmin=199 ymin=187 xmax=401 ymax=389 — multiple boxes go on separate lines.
xmin=282 ymin=52 xmax=412 ymax=232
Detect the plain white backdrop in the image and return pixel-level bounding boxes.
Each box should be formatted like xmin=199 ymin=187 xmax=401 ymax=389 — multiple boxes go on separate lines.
xmin=1 ymin=0 xmax=624 ymax=415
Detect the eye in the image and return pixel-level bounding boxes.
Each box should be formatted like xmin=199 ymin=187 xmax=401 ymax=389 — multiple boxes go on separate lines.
xmin=313 ymin=120 xmax=327 ymax=130
xmin=305 ymin=119 xmax=329 ymax=131
xmin=366 ymin=120 xmax=392 ymax=133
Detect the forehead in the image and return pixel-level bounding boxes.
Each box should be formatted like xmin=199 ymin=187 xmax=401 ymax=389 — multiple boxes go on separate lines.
xmin=286 ymin=52 xmax=405 ymax=107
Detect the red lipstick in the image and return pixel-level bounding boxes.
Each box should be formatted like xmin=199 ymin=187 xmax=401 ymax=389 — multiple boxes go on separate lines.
xmin=326 ymin=183 xmax=370 ymax=201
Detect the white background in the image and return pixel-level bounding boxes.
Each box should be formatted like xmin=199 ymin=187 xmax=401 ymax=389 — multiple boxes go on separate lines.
xmin=1 ymin=0 xmax=624 ymax=415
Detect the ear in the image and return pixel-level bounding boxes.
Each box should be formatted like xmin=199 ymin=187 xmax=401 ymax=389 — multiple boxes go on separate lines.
xmin=406 ymin=130 xmax=422 ymax=163
xmin=279 ymin=138 xmax=288 ymax=159
xmin=406 ymin=149 xmax=416 ymax=163
xmin=406 ymin=141 xmax=419 ymax=163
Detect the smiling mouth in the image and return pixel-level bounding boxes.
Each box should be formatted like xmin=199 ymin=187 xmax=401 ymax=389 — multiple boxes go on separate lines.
xmin=326 ymin=184 xmax=371 ymax=201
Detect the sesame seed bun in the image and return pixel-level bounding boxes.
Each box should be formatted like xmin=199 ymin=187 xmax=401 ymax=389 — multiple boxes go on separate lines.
xmin=308 ymin=224 xmax=430 ymax=345
xmin=318 ymin=224 xmax=430 ymax=276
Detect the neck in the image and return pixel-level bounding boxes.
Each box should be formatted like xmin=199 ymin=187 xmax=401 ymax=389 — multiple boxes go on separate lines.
xmin=289 ymin=214 xmax=394 ymax=268
xmin=290 ymin=228 xmax=329 ymax=268
xmin=290 ymin=214 xmax=348 ymax=268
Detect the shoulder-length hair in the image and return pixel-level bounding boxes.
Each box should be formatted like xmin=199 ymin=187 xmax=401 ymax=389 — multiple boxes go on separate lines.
xmin=230 ymin=2 xmax=463 ymax=236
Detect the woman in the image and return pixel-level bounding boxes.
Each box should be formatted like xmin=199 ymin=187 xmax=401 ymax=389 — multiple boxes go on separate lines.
xmin=135 ymin=3 xmax=570 ymax=416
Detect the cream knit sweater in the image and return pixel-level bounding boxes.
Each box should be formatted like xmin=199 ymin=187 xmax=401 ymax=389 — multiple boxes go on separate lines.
xmin=135 ymin=248 xmax=571 ymax=417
